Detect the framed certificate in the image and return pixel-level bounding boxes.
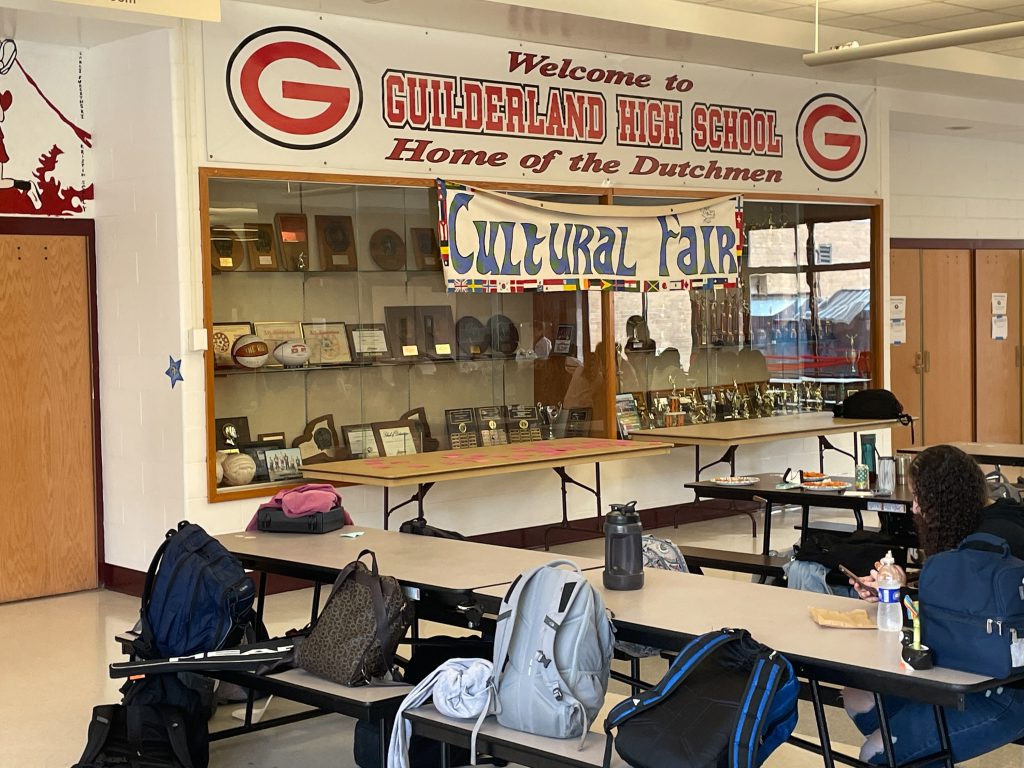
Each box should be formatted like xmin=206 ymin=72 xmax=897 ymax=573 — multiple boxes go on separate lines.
xmin=302 ymin=321 xmax=352 ymax=365
xmin=348 ymin=323 xmax=390 ymax=361
xmin=316 ymin=215 xmax=357 ymax=271
xmin=245 ymin=222 xmax=278 ymax=271
xmin=373 ymin=420 xmax=420 ymax=456
xmin=211 ymin=322 xmax=253 ymax=368
xmin=253 ymin=321 xmax=304 ymax=367
xmin=342 ymin=424 xmax=380 ymax=459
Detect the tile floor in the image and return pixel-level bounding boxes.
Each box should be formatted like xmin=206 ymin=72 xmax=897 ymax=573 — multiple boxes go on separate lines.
xmin=2 ymin=508 xmax=1023 ymax=767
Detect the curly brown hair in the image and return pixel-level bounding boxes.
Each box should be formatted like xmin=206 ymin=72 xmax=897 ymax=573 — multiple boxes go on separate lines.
xmin=908 ymin=445 xmax=986 ymax=555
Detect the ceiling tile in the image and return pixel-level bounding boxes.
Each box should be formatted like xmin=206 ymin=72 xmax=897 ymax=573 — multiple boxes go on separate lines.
xmin=872 ymin=4 xmax=977 ymax=22
xmin=944 ymin=0 xmax=1024 ymax=9
xmin=826 ymin=13 xmax=902 ymax=30
xmin=766 ymin=6 xmax=851 ymax=21
xmin=976 ymin=4 xmax=1024 ymax=17
xmin=870 ymin=21 xmax=951 ymax=36
xmin=822 ymin=0 xmax=928 ymax=13
xmin=965 ymin=36 xmax=1024 ymax=49
xmin=924 ymin=9 xmax=1018 ymax=28
xmin=709 ymin=0 xmax=800 ymax=11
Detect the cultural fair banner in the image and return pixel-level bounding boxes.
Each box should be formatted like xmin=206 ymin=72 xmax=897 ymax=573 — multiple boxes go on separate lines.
xmin=437 ymin=181 xmax=741 ymax=293
xmin=203 ymin=1 xmax=879 ymax=196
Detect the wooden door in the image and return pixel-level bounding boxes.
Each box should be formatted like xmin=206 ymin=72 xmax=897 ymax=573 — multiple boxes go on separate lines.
xmin=0 ymin=234 xmax=97 ymax=602
xmin=889 ymin=249 xmax=923 ymax=450
xmin=975 ymin=250 xmax=1021 ymax=443
xmin=922 ymin=249 xmax=974 ymax=444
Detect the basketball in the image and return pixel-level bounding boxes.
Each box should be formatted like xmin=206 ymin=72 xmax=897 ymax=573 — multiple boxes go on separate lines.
xmin=273 ymin=339 xmax=311 ymax=367
xmin=231 ymin=335 xmax=269 ymax=368
xmin=221 ymin=452 xmax=256 ymax=486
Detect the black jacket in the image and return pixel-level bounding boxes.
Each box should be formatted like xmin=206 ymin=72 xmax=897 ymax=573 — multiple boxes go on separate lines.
xmin=977 ymin=498 xmax=1024 ymax=559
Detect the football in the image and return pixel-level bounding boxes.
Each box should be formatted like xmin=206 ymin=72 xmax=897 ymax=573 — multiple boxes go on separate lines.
xmin=273 ymin=339 xmax=311 ymax=367
xmin=231 ymin=335 xmax=269 ymax=368
xmin=221 ymin=452 xmax=256 ymax=486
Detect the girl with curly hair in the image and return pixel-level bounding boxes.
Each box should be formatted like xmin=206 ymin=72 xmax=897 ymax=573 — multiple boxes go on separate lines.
xmin=844 ymin=444 xmax=1024 ymax=765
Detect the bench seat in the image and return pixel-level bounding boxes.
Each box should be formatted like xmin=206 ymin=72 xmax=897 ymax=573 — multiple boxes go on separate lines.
xmin=678 ymin=545 xmax=787 ymax=578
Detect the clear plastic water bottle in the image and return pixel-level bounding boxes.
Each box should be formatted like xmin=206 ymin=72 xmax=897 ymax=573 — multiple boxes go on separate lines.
xmin=876 ymin=550 xmax=902 ymax=632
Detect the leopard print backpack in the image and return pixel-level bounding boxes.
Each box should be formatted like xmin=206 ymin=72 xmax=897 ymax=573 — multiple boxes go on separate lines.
xmin=296 ymin=549 xmax=413 ymax=686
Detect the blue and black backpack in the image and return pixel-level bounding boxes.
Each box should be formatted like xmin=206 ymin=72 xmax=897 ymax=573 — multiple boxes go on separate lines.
xmin=603 ymin=628 xmax=798 ymax=768
xmin=132 ymin=521 xmax=256 ymax=660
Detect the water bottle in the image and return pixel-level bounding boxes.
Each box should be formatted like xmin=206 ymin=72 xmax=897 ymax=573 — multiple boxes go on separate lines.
xmin=603 ymin=501 xmax=644 ymax=590
xmin=876 ymin=550 xmax=902 ymax=632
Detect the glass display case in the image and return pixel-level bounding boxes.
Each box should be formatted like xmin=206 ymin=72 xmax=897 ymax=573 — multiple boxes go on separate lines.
xmin=203 ymin=172 xmax=610 ymax=501
xmin=606 ymin=196 xmax=878 ymax=434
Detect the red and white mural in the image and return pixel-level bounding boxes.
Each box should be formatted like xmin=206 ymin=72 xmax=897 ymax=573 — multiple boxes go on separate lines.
xmin=0 ymin=39 xmax=92 ymax=217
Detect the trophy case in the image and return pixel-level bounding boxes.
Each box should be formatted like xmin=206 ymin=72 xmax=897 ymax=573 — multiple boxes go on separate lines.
xmin=608 ymin=195 xmax=881 ymax=434
xmin=202 ymin=170 xmax=611 ymax=501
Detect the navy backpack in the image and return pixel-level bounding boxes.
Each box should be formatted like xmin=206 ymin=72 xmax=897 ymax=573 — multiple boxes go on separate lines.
xmin=603 ymin=629 xmax=798 ymax=768
xmin=133 ymin=522 xmax=256 ymax=660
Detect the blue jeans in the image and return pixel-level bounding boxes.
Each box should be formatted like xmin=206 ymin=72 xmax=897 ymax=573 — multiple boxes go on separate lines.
xmin=851 ymin=687 xmax=1024 ymax=765
xmin=783 ymin=556 xmax=858 ymax=598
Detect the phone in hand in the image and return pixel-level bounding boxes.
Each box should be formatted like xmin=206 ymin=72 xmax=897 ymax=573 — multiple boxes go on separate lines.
xmin=838 ymin=564 xmax=879 ymax=598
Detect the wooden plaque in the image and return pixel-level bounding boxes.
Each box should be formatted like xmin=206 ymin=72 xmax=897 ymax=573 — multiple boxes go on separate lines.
xmin=316 ymin=215 xmax=357 ymax=271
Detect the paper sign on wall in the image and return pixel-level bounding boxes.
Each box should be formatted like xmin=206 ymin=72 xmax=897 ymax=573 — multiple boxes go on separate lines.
xmin=889 ymin=296 xmax=906 ymax=320
xmin=993 ymin=293 xmax=1008 ymax=315
xmin=993 ymin=315 xmax=1009 ymax=341
xmin=890 ymin=318 xmax=907 ymax=345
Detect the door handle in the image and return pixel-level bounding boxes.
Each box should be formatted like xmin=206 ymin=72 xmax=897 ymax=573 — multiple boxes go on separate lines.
xmin=923 ymin=350 xmax=931 ymax=374
xmin=913 ymin=352 xmax=925 ymax=375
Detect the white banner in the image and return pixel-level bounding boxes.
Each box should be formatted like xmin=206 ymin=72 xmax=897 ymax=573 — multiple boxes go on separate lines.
xmin=202 ymin=2 xmax=879 ymax=196
xmin=438 ymin=182 xmax=741 ymax=293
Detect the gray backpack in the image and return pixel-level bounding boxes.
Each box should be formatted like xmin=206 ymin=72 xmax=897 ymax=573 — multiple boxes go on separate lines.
xmin=491 ymin=560 xmax=614 ymax=743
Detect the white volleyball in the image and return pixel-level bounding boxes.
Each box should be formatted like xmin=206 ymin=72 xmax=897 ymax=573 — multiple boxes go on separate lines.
xmin=231 ymin=334 xmax=270 ymax=368
xmin=215 ymin=455 xmax=224 ymax=485
xmin=221 ymin=453 xmax=257 ymax=486
xmin=273 ymin=339 xmax=311 ymax=367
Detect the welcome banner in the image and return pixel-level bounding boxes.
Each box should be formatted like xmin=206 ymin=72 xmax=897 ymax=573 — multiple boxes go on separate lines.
xmin=437 ymin=181 xmax=742 ymax=293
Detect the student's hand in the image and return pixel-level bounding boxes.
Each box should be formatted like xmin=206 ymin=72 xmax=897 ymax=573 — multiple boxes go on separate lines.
xmin=850 ymin=572 xmax=880 ymax=603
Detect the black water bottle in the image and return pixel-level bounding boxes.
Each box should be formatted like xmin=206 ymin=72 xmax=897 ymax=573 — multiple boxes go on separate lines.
xmin=603 ymin=500 xmax=644 ymax=590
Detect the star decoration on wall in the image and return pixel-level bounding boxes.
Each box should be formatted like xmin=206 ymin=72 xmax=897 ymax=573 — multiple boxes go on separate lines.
xmin=165 ymin=355 xmax=183 ymax=389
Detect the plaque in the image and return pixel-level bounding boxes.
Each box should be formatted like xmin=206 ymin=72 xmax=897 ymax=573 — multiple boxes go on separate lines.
xmin=615 ymin=394 xmax=642 ymax=438
xmin=563 ymin=407 xmax=592 ymax=438
xmin=215 ymin=416 xmax=250 ymax=451
xmin=455 ymin=316 xmax=489 ymax=358
xmin=411 ymin=227 xmax=441 ymax=271
xmin=301 ymin=321 xmax=352 ymax=365
xmin=211 ymin=322 xmax=253 ymax=368
xmin=446 ymin=408 xmax=480 ymax=449
xmin=316 ymin=215 xmax=357 ymax=271
xmin=487 ymin=314 xmax=519 ymax=357
xmin=239 ymin=439 xmax=284 ymax=482
xmin=475 ymin=406 xmax=508 ymax=446
xmin=385 ymin=306 xmax=420 ymax=360
xmin=507 ymin=405 xmax=543 ymax=442
xmin=347 ymin=323 xmax=390 ymax=361
xmin=274 ymin=213 xmax=310 ymax=271
xmin=370 ymin=228 xmax=407 ymax=271
xmin=292 ymin=414 xmax=339 ymax=461
xmin=415 ymin=305 xmax=456 ymax=359
xmin=210 ymin=226 xmax=245 ymax=272
xmin=244 ymin=223 xmax=278 ymax=271
xmin=553 ymin=324 xmax=575 ymax=356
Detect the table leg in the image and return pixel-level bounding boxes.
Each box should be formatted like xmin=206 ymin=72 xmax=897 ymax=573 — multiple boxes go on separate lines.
xmin=809 ymin=679 xmax=837 ymax=768
xmin=310 ymin=582 xmax=322 ymax=624
xmin=762 ymin=499 xmax=774 ymax=557
xmin=819 ymin=435 xmax=857 ymax=471
xmin=800 ymin=504 xmax=810 ymax=550
xmin=543 ymin=465 xmax=604 ymax=550
xmin=384 ymin=483 xmax=436 ymax=530
xmin=932 ymin=704 xmax=955 ymax=768
xmin=383 ymin=487 xmax=390 ymax=531
xmin=379 ymin=715 xmax=391 ymax=768
xmin=874 ymin=692 xmax=898 ymax=768
xmin=255 ymin=571 xmax=268 ymax=630
xmin=442 ymin=741 xmax=453 ymax=768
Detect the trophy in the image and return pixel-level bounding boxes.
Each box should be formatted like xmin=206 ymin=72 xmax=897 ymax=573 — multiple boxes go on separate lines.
xmin=813 ymin=383 xmax=824 ymax=412
xmin=846 ymin=334 xmax=859 ymax=375
xmin=538 ymin=401 xmax=562 ymax=440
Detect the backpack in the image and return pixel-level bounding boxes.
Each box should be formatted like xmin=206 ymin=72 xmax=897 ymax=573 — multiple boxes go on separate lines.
xmin=133 ymin=521 xmax=256 ymax=660
xmin=73 ymin=675 xmax=209 ymax=768
xmin=832 ymin=389 xmax=914 ymax=438
xmin=399 ymin=517 xmax=466 ymax=540
xmin=793 ymin=530 xmax=906 ymax=586
xmin=616 ymin=536 xmax=688 ymax=658
xmin=920 ymin=533 xmax=1024 ymax=678
xmin=295 ymin=549 xmax=414 ymax=686
xmin=491 ymin=560 xmax=615 ymax=741
xmin=603 ymin=629 xmax=798 ymax=768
